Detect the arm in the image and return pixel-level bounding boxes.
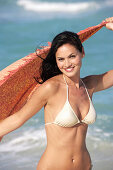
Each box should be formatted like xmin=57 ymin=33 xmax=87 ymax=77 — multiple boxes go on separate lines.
xmin=0 ymin=81 xmax=52 ymax=138
xmin=94 ymin=17 xmax=113 ymax=92
xmin=86 ymin=70 xmax=113 ymax=93
xmin=86 ymin=17 xmax=113 ymax=93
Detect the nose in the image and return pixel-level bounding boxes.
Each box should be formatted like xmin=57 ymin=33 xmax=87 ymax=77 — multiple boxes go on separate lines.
xmin=64 ymin=59 xmax=71 ymax=68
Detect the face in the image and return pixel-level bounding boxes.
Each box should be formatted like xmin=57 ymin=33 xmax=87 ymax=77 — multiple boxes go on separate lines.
xmin=56 ymin=43 xmax=85 ymax=78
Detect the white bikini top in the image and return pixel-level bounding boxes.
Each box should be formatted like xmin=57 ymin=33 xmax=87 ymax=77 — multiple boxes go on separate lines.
xmin=45 ymin=76 xmax=96 ymax=127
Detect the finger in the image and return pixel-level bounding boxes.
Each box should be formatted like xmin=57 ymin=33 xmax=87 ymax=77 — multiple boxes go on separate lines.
xmin=105 ymin=17 xmax=113 ymax=23
xmin=106 ymin=23 xmax=113 ymax=30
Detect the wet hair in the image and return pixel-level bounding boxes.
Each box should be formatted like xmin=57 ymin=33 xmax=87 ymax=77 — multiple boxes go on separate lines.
xmin=37 ymin=31 xmax=83 ymax=83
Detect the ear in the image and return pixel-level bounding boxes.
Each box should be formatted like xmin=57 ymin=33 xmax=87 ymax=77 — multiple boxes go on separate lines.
xmin=82 ymin=47 xmax=85 ymax=58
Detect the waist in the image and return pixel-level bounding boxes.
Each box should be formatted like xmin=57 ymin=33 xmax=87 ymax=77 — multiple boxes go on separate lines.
xmin=38 ymin=147 xmax=92 ymax=170
xmin=46 ymin=141 xmax=87 ymax=155
xmin=46 ymin=132 xmax=87 ymax=152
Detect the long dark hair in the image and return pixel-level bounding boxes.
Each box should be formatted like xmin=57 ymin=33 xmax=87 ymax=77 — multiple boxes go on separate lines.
xmin=37 ymin=31 xmax=83 ymax=83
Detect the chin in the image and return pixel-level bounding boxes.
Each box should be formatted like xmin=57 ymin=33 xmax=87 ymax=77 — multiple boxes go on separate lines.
xmin=63 ymin=71 xmax=77 ymax=78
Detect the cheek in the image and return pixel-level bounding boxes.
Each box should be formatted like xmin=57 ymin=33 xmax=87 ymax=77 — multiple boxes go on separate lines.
xmin=56 ymin=60 xmax=63 ymax=69
xmin=73 ymin=58 xmax=82 ymax=65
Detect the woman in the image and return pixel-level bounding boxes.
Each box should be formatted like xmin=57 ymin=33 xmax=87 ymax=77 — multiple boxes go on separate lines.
xmin=0 ymin=17 xmax=113 ymax=170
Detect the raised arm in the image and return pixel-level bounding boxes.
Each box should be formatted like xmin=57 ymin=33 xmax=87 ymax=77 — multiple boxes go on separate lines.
xmin=85 ymin=17 xmax=113 ymax=93
xmin=94 ymin=17 xmax=113 ymax=92
xmin=0 ymin=81 xmax=52 ymax=138
xmin=85 ymin=70 xmax=113 ymax=93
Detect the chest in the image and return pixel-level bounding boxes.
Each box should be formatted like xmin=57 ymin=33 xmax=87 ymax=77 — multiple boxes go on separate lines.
xmin=69 ymin=86 xmax=90 ymax=106
xmin=45 ymin=85 xmax=92 ymax=121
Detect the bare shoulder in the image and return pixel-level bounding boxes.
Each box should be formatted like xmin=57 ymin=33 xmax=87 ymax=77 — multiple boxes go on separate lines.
xmin=26 ymin=75 xmax=62 ymax=110
xmin=82 ymin=75 xmax=97 ymax=93
xmin=82 ymin=70 xmax=113 ymax=93
xmin=35 ymin=75 xmax=62 ymax=98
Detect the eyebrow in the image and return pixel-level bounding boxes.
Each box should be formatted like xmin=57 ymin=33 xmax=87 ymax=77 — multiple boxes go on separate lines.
xmin=57 ymin=53 xmax=75 ymax=59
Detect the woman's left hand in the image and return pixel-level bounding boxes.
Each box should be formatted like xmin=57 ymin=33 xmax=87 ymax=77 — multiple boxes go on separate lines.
xmin=105 ymin=17 xmax=113 ymax=30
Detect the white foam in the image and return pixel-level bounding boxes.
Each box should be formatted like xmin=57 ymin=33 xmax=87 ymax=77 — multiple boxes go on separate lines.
xmin=95 ymin=128 xmax=103 ymax=132
xmin=17 ymin=0 xmax=100 ymax=13
xmin=0 ymin=126 xmax=46 ymax=152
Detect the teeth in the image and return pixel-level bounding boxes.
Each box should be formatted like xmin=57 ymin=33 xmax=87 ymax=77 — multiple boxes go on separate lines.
xmin=65 ymin=68 xmax=73 ymax=72
xmin=66 ymin=68 xmax=72 ymax=70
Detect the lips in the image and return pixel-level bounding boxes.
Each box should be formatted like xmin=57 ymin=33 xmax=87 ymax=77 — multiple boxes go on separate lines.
xmin=64 ymin=67 xmax=74 ymax=72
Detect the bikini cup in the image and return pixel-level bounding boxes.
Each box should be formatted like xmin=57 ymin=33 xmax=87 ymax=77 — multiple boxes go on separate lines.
xmin=45 ymin=76 xmax=96 ymax=127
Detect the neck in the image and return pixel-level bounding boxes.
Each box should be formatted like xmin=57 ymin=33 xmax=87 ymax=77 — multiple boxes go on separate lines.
xmin=63 ymin=72 xmax=81 ymax=88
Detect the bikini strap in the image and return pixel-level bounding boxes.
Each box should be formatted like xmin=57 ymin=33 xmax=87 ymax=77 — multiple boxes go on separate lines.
xmin=63 ymin=75 xmax=69 ymax=100
xmin=63 ymin=76 xmax=90 ymax=101
xmin=80 ymin=79 xmax=90 ymax=100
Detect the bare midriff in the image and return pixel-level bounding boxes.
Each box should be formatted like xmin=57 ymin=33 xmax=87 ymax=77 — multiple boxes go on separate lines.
xmin=37 ymin=123 xmax=92 ymax=170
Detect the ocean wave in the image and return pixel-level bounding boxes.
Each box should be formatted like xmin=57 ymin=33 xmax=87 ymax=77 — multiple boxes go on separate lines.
xmin=87 ymin=118 xmax=113 ymax=143
xmin=17 ymin=0 xmax=100 ymax=13
xmin=17 ymin=0 xmax=113 ymax=14
xmin=0 ymin=126 xmax=46 ymax=152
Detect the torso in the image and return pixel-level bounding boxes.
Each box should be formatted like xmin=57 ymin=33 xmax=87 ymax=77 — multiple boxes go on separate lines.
xmin=37 ymin=74 xmax=95 ymax=170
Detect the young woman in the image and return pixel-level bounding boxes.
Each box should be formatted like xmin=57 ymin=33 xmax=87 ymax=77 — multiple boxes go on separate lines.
xmin=0 ymin=17 xmax=113 ymax=170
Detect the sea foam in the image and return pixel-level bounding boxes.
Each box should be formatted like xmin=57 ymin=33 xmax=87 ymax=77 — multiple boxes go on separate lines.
xmin=17 ymin=0 xmax=100 ymax=13
xmin=0 ymin=126 xmax=46 ymax=152
xmin=17 ymin=0 xmax=113 ymax=14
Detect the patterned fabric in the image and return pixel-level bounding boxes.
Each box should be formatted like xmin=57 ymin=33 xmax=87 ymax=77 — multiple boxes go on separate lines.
xmin=0 ymin=21 xmax=107 ymax=120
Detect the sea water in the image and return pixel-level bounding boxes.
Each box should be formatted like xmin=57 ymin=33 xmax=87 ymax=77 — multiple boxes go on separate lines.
xmin=0 ymin=0 xmax=113 ymax=169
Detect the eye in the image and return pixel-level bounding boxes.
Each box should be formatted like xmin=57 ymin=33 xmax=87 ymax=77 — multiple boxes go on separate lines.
xmin=57 ymin=58 xmax=64 ymax=61
xmin=69 ymin=55 xmax=76 ymax=58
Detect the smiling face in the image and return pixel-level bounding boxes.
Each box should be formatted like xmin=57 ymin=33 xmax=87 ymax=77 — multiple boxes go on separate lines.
xmin=56 ymin=43 xmax=84 ymax=78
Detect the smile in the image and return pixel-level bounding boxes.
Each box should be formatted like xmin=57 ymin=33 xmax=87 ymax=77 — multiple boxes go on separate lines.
xmin=64 ymin=67 xmax=74 ymax=72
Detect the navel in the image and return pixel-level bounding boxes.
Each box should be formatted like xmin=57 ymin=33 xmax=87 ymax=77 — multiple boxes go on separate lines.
xmin=72 ymin=158 xmax=75 ymax=163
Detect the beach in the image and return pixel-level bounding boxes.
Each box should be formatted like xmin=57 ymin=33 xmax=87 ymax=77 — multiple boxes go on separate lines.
xmin=0 ymin=0 xmax=113 ymax=169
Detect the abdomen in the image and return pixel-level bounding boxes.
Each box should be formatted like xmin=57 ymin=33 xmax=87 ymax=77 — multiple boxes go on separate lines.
xmin=37 ymin=146 xmax=92 ymax=170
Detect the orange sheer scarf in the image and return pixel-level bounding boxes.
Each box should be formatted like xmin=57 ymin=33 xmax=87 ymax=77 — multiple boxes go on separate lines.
xmin=0 ymin=20 xmax=107 ymax=120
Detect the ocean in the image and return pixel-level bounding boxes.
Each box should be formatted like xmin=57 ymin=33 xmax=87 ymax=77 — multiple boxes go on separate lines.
xmin=0 ymin=0 xmax=113 ymax=169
